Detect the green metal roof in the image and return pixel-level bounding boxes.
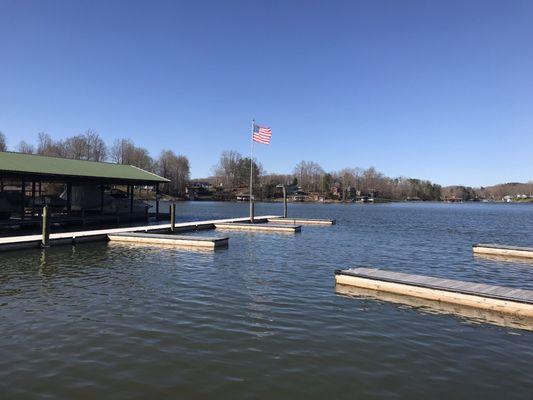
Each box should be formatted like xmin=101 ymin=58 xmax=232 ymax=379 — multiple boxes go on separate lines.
xmin=0 ymin=151 xmax=169 ymax=183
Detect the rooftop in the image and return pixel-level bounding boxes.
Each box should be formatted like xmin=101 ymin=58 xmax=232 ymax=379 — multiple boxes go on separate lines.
xmin=0 ymin=151 xmax=169 ymax=184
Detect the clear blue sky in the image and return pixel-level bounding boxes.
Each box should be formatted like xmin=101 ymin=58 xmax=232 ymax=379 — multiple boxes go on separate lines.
xmin=1 ymin=0 xmax=532 ymax=186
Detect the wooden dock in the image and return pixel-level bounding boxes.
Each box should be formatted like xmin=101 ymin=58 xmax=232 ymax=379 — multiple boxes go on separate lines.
xmin=0 ymin=215 xmax=279 ymax=252
xmin=335 ymin=267 xmax=533 ymax=318
xmin=108 ymin=232 xmax=229 ymax=249
xmin=473 ymin=243 xmax=533 ymax=259
xmin=335 ymin=284 xmax=533 ymax=332
xmin=268 ymin=217 xmax=336 ymax=225
xmin=215 ymin=222 xmax=301 ymax=233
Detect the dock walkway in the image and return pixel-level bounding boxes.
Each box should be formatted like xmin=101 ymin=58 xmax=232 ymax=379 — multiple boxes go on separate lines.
xmin=335 ymin=267 xmax=533 ymax=317
xmin=268 ymin=217 xmax=335 ymax=225
xmin=0 ymin=215 xmax=279 ymax=252
xmin=215 ymin=222 xmax=301 ymax=233
xmin=108 ymin=232 xmax=229 ymax=249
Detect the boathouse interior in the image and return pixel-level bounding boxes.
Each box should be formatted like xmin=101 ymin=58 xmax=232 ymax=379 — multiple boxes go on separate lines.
xmin=0 ymin=151 xmax=169 ymax=231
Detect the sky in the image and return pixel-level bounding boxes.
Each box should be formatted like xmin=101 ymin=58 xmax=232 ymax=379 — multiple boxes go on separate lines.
xmin=1 ymin=0 xmax=532 ymax=187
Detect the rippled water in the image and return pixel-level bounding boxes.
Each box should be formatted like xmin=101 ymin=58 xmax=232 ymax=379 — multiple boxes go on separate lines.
xmin=1 ymin=202 xmax=533 ymax=399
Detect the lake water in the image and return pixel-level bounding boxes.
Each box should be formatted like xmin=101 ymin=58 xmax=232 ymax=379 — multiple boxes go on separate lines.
xmin=1 ymin=202 xmax=533 ymax=399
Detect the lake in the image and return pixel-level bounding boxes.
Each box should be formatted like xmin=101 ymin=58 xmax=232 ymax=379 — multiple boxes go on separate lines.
xmin=1 ymin=202 xmax=533 ymax=399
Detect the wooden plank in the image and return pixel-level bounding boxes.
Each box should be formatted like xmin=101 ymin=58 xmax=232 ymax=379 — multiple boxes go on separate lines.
xmin=335 ymin=267 xmax=533 ymax=317
xmin=214 ymin=222 xmax=301 ymax=233
xmin=268 ymin=217 xmax=336 ymax=225
xmin=473 ymin=244 xmax=533 ymax=259
xmin=107 ymin=232 xmax=229 ymax=249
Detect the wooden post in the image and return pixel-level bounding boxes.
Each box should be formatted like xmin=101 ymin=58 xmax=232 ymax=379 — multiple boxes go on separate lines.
xmin=41 ymin=205 xmax=50 ymax=248
xmin=283 ymin=185 xmax=288 ymax=218
xmin=170 ymin=202 xmax=176 ymax=232
xmin=250 ymin=201 xmax=255 ymax=223
xmin=155 ymin=183 xmax=160 ymax=221
xmin=31 ymin=181 xmax=36 ymax=217
xmin=66 ymin=183 xmax=72 ymax=215
xmin=129 ymin=185 xmax=134 ymax=216
xmin=20 ymin=179 xmax=25 ymax=222
xmin=100 ymin=183 xmax=104 ymax=214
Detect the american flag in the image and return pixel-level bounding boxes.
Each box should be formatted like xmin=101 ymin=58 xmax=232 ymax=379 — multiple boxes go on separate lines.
xmin=252 ymin=123 xmax=272 ymax=145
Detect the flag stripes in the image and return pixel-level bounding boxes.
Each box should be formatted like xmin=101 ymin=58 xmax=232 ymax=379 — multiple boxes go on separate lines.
xmin=252 ymin=123 xmax=272 ymax=145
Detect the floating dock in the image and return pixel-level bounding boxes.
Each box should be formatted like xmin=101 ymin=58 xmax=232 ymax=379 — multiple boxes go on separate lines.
xmin=335 ymin=267 xmax=533 ymax=318
xmin=107 ymin=232 xmax=229 ymax=249
xmin=268 ymin=217 xmax=336 ymax=225
xmin=215 ymin=222 xmax=301 ymax=233
xmin=473 ymin=244 xmax=533 ymax=259
xmin=335 ymin=284 xmax=533 ymax=332
xmin=0 ymin=215 xmax=279 ymax=252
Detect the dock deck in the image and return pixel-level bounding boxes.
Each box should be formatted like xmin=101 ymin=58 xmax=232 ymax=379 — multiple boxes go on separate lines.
xmin=473 ymin=243 xmax=533 ymax=259
xmin=0 ymin=215 xmax=279 ymax=252
xmin=108 ymin=232 xmax=229 ymax=249
xmin=268 ymin=217 xmax=336 ymax=225
xmin=215 ymin=222 xmax=301 ymax=233
xmin=335 ymin=267 xmax=533 ymax=317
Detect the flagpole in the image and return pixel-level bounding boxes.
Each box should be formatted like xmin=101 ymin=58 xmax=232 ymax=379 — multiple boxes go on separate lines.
xmin=250 ymin=119 xmax=255 ymax=223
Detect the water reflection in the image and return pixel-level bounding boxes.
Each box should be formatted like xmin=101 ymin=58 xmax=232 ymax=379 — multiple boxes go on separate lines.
xmin=335 ymin=284 xmax=533 ymax=332
xmin=473 ymin=253 xmax=533 ymax=266
xmin=106 ymin=241 xmax=222 ymax=254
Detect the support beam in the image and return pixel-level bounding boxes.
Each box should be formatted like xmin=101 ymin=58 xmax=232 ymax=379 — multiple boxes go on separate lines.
xmin=129 ymin=185 xmax=134 ymax=215
xmin=66 ymin=183 xmax=72 ymax=215
xmin=20 ymin=179 xmax=25 ymax=222
xmin=155 ymin=183 xmax=160 ymax=221
xmin=31 ymin=181 xmax=36 ymax=217
xmin=100 ymin=183 xmax=104 ymax=214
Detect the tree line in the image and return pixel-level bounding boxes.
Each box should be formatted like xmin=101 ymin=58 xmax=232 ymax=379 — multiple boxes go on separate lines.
xmin=0 ymin=130 xmax=190 ymax=197
xmin=211 ymin=151 xmax=443 ymax=201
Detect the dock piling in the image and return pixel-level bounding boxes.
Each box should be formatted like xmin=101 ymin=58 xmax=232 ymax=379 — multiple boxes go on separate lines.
xmin=170 ymin=202 xmax=176 ymax=232
xmin=41 ymin=205 xmax=50 ymax=248
xmin=283 ymin=185 xmax=288 ymax=218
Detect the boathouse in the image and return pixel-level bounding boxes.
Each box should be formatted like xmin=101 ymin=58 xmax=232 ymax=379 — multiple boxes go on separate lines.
xmin=0 ymin=151 xmax=169 ymax=229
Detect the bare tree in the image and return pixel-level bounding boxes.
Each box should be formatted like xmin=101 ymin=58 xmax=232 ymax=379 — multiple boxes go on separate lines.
xmin=293 ymin=161 xmax=324 ymax=192
xmin=17 ymin=141 xmax=35 ymax=154
xmin=84 ymin=129 xmax=107 ymax=161
xmin=111 ymin=138 xmax=153 ymax=171
xmin=63 ymin=134 xmax=87 ymax=159
xmin=158 ymin=150 xmax=191 ymax=197
xmin=213 ymin=150 xmax=242 ymax=188
xmin=0 ymin=131 xmax=7 ymax=152
xmin=37 ymin=132 xmax=66 ymax=157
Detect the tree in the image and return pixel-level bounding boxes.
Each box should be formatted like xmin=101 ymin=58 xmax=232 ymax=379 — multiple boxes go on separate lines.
xmin=111 ymin=138 xmax=154 ymax=171
xmin=293 ymin=161 xmax=324 ymax=192
xmin=84 ymin=129 xmax=107 ymax=161
xmin=157 ymin=150 xmax=190 ymax=197
xmin=213 ymin=150 xmax=242 ymax=188
xmin=37 ymin=132 xmax=66 ymax=157
xmin=17 ymin=141 xmax=35 ymax=154
xmin=0 ymin=132 xmax=6 ymax=151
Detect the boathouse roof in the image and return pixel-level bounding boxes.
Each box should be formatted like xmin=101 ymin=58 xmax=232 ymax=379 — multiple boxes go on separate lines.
xmin=0 ymin=151 xmax=169 ymax=184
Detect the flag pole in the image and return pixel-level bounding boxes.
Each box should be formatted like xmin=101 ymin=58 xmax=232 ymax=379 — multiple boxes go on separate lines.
xmin=249 ymin=119 xmax=255 ymax=223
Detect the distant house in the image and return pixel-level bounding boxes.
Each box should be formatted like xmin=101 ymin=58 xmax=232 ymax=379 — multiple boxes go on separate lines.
xmin=290 ymin=187 xmax=308 ymax=202
xmin=444 ymin=196 xmax=463 ymax=203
